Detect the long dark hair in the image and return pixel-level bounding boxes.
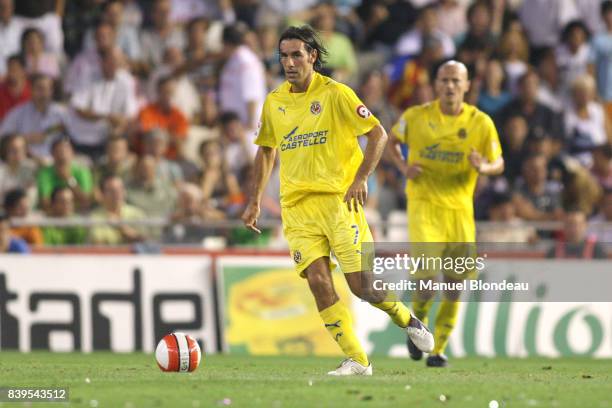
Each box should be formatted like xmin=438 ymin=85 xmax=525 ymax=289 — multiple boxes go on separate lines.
xmin=278 ymin=25 xmax=328 ymax=72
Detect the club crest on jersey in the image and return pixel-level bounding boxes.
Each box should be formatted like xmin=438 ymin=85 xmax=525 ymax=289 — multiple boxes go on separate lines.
xmin=356 ymin=104 xmax=371 ymax=118
xmin=458 ymin=128 xmax=467 ymax=139
xmin=293 ymin=250 xmax=302 ymax=263
xmin=310 ymin=101 xmax=322 ymax=115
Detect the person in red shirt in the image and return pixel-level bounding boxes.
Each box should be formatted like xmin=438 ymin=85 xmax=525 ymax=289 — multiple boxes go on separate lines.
xmin=135 ymin=75 xmax=188 ymax=160
xmin=0 ymin=55 xmax=31 ymax=120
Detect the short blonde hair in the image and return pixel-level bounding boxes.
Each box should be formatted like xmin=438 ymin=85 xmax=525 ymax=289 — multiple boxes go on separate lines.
xmin=571 ymin=74 xmax=596 ymax=94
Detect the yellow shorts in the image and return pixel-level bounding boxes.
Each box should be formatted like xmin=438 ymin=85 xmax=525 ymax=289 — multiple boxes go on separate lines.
xmin=282 ymin=193 xmax=373 ymax=277
xmin=408 ymin=201 xmax=477 ymax=280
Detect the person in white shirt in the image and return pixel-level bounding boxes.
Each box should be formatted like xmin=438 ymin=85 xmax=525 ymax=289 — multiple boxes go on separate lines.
xmin=0 ymin=0 xmax=24 ymax=77
xmin=219 ymin=23 xmax=266 ymax=133
xmin=564 ymin=74 xmax=611 ymax=166
xmin=0 ymin=74 xmax=68 ymax=161
xmin=66 ymin=47 xmax=138 ymax=158
xmin=64 ymin=21 xmax=117 ymax=95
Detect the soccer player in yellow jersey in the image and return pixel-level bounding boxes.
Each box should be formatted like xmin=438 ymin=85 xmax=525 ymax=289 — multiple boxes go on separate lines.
xmin=242 ymin=26 xmax=434 ymax=376
xmin=388 ymin=61 xmax=505 ymax=367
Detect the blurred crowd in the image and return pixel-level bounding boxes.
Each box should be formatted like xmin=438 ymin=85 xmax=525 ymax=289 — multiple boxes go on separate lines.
xmin=0 ymin=0 xmax=611 ymax=251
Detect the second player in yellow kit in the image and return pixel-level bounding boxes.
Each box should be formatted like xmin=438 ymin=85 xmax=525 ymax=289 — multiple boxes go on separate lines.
xmin=389 ymin=61 xmax=504 ymax=367
xmin=243 ymin=26 xmax=434 ymax=376
xmin=392 ymin=99 xmax=502 ymax=264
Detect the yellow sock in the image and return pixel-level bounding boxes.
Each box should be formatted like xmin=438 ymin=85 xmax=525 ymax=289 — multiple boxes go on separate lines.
xmin=371 ymin=301 xmax=412 ymax=328
xmin=412 ymin=299 xmax=434 ymax=325
xmin=320 ymin=301 xmax=368 ymax=366
xmin=433 ymin=300 xmax=460 ymax=355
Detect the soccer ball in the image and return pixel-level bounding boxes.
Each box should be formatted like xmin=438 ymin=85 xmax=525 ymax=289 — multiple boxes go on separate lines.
xmin=155 ymin=332 xmax=202 ymax=372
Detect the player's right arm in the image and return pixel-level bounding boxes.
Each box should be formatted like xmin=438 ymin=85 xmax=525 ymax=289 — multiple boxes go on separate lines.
xmin=387 ymin=112 xmax=422 ymax=179
xmin=242 ymin=146 xmax=276 ymax=233
xmin=242 ymin=98 xmax=276 ymax=233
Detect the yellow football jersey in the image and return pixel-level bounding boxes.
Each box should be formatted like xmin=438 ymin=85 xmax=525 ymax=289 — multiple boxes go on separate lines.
xmin=255 ymin=72 xmax=380 ymax=207
xmin=392 ymin=100 xmax=502 ymax=210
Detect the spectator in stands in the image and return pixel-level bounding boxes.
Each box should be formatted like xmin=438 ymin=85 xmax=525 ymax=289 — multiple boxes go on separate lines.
xmin=564 ymin=74 xmax=611 ymax=166
xmin=198 ymin=87 xmax=220 ymax=128
xmin=20 ymin=27 xmax=60 ymax=79
xmin=0 ymin=74 xmax=68 ymax=162
xmin=557 ymin=155 xmax=603 ymax=217
xmin=82 ymin=0 xmax=142 ymax=62
xmin=387 ymin=35 xmax=443 ymax=111
xmin=497 ymin=69 xmax=564 ymax=146
xmin=126 ymin=154 xmax=176 ymax=217
xmin=0 ymin=211 xmax=29 ymax=253
xmin=42 ymin=186 xmax=87 ymax=246
xmin=219 ymin=23 xmax=267 ymax=133
xmin=0 ymin=55 xmax=30 ymax=121
xmin=395 ymin=4 xmax=455 ymax=59
xmin=456 ymin=0 xmax=502 ymax=56
xmin=142 ymin=129 xmax=183 ymax=185
xmin=547 ymin=208 xmax=607 ymax=258
xmin=500 ymin=115 xmax=528 ymax=183
xmin=219 ymin=111 xmax=254 ymax=177
xmin=3 ymin=187 xmax=42 ymax=245
xmin=92 ymin=136 xmax=135 ymax=202
xmin=311 ymin=3 xmax=357 ymax=84
xmin=589 ymin=188 xmax=612 ymax=242
xmin=137 ymin=75 xmax=188 ymax=160
xmin=478 ymin=58 xmax=512 ymax=117
xmin=525 ymin=128 xmax=561 ymax=164
xmin=164 ymin=182 xmax=207 ymax=244
xmin=478 ymin=191 xmax=536 ymax=243
xmin=0 ymin=134 xmax=37 ymax=205
xmin=557 ymin=20 xmax=592 ymax=100
xmin=11 ymin=0 xmax=64 ymax=54
xmin=121 ymin=0 xmax=143 ymax=30
xmin=64 ymin=21 xmax=116 ymax=95
xmin=359 ymin=69 xmax=396 ymax=131
xmin=89 ymin=175 xmax=146 ymax=245
xmin=184 ymin=17 xmax=219 ymax=93
xmin=257 ymin=25 xmax=283 ymax=88
xmin=591 ymin=144 xmax=612 ymax=189
xmin=513 ymin=153 xmax=564 ymax=221
xmin=589 ymin=1 xmax=612 ymax=119
xmin=535 ymin=47 xmax=564 ymax=113
xmin=435 ymin=0 xmax=467 ymax=40
xmin=37 ymin=136 xmax=93 ymax=212
xmin=199 ymin=139 xmax=241 ymax=220
xmin=497 ymin=29 xmax=530 ymax=95
xmin=148 ymin=46 xmax=201 ymax=121
xmin=67 ymin=47 xmax=137 ymax=157
xmin=0 ymin=0 xmax=24 ymax=77
xmin=140 ymin=0 xmax=185 ymax=71
xmin=184 ymin=17 xmax=208 ymax=66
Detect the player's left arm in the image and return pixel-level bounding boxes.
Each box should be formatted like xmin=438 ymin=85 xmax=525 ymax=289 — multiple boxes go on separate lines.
xmin=334 ymin=84 xmax=386 ymax=211
xmin=344 ymin=124 xmax=388 ymax=211
xmin=468 ymin=114 xmax=505 ymax=176
xmin=468 ymin=149 xmax=504 ymax=175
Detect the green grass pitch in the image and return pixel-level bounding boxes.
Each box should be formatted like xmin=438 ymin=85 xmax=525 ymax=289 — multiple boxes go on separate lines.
xmin=0 ymin=352 xmax=610 ymax=407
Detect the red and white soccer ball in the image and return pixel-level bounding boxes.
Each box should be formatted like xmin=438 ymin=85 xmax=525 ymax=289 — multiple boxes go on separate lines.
xmin=155 ymin=332 xmax=202 ymax=372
